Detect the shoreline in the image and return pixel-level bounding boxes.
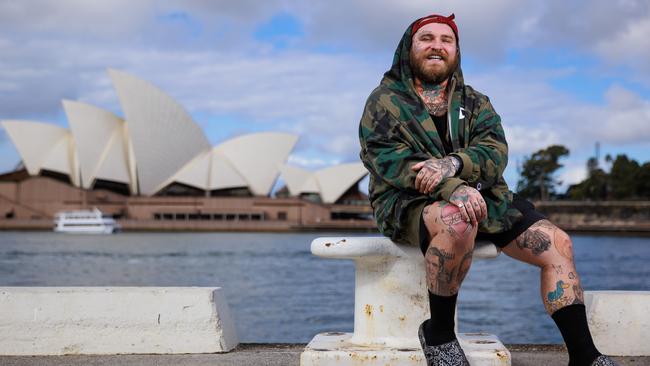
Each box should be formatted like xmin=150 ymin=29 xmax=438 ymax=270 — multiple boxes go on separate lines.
xmin=1 ymin=220 xmax=650 ymax=236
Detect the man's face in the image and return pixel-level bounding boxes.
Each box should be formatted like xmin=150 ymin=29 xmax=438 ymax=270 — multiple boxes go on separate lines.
xmin=410 ymin=22 xmax=458 ymax=84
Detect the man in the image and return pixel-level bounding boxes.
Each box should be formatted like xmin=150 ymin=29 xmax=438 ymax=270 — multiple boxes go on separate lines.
xmin=358 ymin=13 xmax=618 ymax=366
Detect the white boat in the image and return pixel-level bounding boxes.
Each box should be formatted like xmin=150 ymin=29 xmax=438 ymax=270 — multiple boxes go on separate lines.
xmin=53 ymin=208 xmax=119 ymax=234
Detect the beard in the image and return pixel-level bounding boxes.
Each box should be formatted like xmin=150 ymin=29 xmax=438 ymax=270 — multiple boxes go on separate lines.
xmin=410 ymin=49 xmax=458 ymax=84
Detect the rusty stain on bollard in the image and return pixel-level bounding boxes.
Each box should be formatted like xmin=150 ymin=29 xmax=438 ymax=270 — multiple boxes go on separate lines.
xmin=472 ymin=340 xmax=496 ymax=344
xmin=364 ymin=304 xmax=373 ymax=317
xmin=398 ymin=315 xmax=406 ymax=322
xmin=410 ymin=293 xmax=425 ymax=303
xmin=496 ymin=350 xmax=509 ymax=360
xmin=379 ymin=305 xmax=384 ymax=313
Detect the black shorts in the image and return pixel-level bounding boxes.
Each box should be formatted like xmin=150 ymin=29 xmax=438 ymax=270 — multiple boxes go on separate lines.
xmin=419 ymin=195 xmax=546 ymax=255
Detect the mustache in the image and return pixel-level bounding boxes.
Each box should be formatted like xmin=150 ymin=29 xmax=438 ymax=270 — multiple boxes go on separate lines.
xmin=424 ymin=50 xmax=448 ymax=60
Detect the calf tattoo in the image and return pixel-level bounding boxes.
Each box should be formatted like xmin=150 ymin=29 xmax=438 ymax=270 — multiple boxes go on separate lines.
xmin=425 ymin=246 xmax=473 ymax=296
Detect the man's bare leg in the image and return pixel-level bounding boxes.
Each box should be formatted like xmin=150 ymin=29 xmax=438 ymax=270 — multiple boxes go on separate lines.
xmin=423 ymin=201 xmax=478 ymax=296
xmin=501 ymin=220 xmax=583 ymax=313
xmin=419 ymin=201 xmax=477 ymax=353
xmin=502 ymin=220 xmax=612 ymax=366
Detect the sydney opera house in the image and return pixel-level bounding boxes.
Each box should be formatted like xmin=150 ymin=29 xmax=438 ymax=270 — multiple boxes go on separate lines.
xmin=0 ymin=69 xmax=373 ymax=231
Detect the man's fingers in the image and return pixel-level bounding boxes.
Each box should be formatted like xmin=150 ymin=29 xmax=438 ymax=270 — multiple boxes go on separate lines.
xmin=411 ymin=161 xmax=425 ymax=171
xmin=414 ymin=171 xmax=424 ymax=191
xmin=472 ymin=201 xmax=483 ymax=223
xmin=466 ymin=202 xmax=478 ymax=226
xmin=455 ymin=201 xmax=470 ymax=223
xmin=425 ymin=175 xmax=440 ymax=194
xmin=479 ymin=199 xmax=488 ymax=221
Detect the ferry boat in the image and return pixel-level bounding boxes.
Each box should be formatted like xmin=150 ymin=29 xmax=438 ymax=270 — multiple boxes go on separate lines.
xmin=53 ymin=208 xmax=119 ymax=234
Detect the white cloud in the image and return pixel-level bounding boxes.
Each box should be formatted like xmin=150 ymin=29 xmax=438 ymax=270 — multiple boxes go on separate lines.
xmin=1 ymin=0 xmax=649 ymax=180
xmin=287 ymin=155 xmax=341 ymax=169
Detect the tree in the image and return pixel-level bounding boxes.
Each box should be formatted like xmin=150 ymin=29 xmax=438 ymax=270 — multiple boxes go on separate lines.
xmin=517 ymin=145 xmax=569 ymax=200
xmin=637 ymin=162 xmax=650 ymax=199
xmin=609 ymin=154 xmax=640 ymax=199
xmin=566 ymin=168 xmax=608 ymax=200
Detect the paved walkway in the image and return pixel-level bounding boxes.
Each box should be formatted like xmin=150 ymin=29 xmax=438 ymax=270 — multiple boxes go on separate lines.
xmin=1 ymin=344 xmax=648 ymax=366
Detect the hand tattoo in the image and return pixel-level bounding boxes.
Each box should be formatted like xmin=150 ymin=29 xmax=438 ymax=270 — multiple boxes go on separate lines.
xmin=413 ymin=156 xmax=458 ymax=193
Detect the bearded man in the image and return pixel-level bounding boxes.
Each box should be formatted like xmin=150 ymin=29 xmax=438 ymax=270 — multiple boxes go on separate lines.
xmin=358 ymin=13 xmax=618 ymax=366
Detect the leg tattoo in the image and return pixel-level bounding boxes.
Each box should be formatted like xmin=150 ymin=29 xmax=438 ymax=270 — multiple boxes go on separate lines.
xmin=515 ymin=220 xmax=553 ymax=256
xmin=425 ymin=246 xmax=473 ymax=296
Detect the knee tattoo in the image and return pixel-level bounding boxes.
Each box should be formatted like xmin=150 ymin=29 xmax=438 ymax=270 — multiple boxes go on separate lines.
xmin=440 ymin=204 xmax=472 ymax=237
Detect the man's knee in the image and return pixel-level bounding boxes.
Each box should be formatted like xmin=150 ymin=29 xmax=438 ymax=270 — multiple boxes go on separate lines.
xmin=552 ymin=227 xmax=574 ymax=262
xmin=422 ymin=202 xmax=472 ymax=241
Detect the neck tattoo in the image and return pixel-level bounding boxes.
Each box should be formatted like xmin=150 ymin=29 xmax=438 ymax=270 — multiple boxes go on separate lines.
xmin=415 ymin=78 xmax=448 ymax=117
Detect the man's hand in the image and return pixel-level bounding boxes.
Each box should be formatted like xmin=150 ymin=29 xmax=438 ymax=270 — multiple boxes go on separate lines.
xmin=411 ymin=156 xmax=458 ymax=194
xmin=448 ymin=185 xmax=487 ymax=226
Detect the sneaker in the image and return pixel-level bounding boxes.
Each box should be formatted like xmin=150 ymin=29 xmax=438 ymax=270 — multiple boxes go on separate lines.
xmin=418 ymin=320 xmax=470 ymax=366
xmin=591 ymin=355 xmax=619 ymax=366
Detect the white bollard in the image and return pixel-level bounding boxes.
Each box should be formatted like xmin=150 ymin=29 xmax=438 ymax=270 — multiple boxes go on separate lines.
xmin=301 ymin=236 xmax=510 ymax=366
xmin=0 ymin=287 xmax=238 ymax=355
xmin=585 ymin=291 xmax=650 ymax=356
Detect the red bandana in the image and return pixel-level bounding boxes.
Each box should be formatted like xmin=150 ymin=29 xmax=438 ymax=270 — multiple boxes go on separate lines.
xmin=411 ymin=13 xmax=459 ymax=42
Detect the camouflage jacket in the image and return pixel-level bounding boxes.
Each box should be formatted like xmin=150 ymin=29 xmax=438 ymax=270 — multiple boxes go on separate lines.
xmin=358 ymin=22 xmax=523 ymax=245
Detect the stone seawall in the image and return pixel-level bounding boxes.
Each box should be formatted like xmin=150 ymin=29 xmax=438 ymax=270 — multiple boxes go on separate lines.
xmin=1 ymin=201 xmax=649 ymax=233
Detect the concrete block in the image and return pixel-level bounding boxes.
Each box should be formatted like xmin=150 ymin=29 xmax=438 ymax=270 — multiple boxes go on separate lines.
xmin=301 ymin=332 xmax=510 ymax=366
xmin=585 ymin=290 xmax=650 ymax=356
xmin=0 ymin=287 xmax=238 ymax=355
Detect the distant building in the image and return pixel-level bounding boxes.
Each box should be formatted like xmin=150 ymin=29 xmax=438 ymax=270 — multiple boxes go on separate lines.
xmin=0 ymin=69 xmax=373 ymax=231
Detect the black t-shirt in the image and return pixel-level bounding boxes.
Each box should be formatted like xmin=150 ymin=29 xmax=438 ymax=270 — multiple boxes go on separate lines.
xmin=432 ymin=113 xmax=453 ymax=154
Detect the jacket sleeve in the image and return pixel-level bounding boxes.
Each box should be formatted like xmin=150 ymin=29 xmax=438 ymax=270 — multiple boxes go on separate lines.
xmin=450 ymin=98 xmax=508 ymax=190
xmin=359 ymin=97 xmax=467 ymax=201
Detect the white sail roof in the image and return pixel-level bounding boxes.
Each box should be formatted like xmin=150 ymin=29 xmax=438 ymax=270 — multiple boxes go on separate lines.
xmin=216 ymin=132 xmax=298 ymax=196
xmin=209 ymin=148 xmax=248 ymax=191
xmin=108 ymin=68 xmax=211 ymax=195
xmin=281 ymin=162 xmax=368 ymax=203
xmin=314 ymin=163 xmax=368 ymax=203
xmin=63 ymin=100 xmax=133 ymax=190
xmin=279 ymin=165 xmax=312 ymax=196
xmin=1 ymin=120 xmax=79 ymax=186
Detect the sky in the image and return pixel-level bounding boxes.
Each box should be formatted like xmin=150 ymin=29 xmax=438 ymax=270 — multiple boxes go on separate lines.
xmin=1 ymin=0 xmax=649 ymax=192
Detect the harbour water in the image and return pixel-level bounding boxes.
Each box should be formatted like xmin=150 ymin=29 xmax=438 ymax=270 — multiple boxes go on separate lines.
xmin=1 ymin=231 xmax=649 ymax=344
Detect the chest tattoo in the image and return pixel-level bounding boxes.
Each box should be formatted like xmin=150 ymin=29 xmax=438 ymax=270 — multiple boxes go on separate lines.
xmin=415 ymin=79 xmax=448 ymax=117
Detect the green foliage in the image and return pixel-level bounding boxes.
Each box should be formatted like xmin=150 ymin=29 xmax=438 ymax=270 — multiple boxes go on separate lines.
xmin=637 ymin=163 xmax=650 ymax=199
xmin=566 ymin=154 xmax=649 ymax=200
xmin=516 ymin=145 xmax=569 ymax=200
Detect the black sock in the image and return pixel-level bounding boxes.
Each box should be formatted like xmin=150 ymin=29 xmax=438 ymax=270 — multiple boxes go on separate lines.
xmin=551 ymin=304 xmax=601 ymax=366
xmin=423 ymin=291 xmax=457 ymax=346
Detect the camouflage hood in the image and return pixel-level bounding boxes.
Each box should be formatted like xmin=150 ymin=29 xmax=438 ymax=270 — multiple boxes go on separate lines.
xmin=382 ymin=21 xmax=464 ymax=102
xmin=358 ymin=19 xmax=522 ymax=245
